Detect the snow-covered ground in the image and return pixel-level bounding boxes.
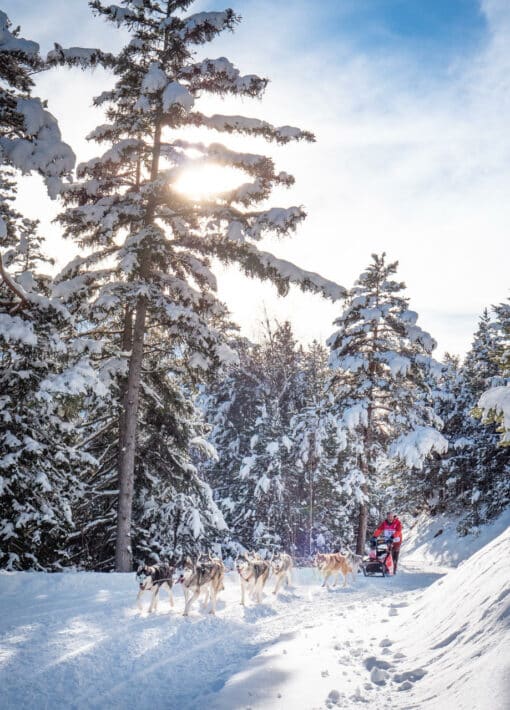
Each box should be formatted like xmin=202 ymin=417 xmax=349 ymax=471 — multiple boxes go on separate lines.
xmin=1 ymin=519 xmax=509 ymax=709
xmin=404 ymin=506 xmax=510 ymax=568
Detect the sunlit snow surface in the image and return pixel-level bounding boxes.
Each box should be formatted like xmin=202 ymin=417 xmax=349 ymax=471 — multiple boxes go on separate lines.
xmin=0 ymin=515 xmax=508 ymax=709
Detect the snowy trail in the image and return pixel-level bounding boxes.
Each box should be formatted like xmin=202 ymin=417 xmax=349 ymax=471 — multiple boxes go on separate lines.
xmin=0 ymin=565 xmax=444 ymax=710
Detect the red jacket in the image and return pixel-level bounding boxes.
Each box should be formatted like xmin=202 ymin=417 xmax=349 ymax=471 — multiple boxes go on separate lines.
xmin=374 ymin=517 xmax=402 ymax=546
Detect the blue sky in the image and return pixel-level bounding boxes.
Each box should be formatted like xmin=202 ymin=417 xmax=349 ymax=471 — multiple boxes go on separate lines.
xmin=3 ymin=0 xmax=509 ymax=356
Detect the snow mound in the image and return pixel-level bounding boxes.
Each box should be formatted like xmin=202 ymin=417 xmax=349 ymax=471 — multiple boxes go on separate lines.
xmin=397 ymin=523 xmax=510 ymax=709
xmin=404 ymin=507 xmax=510 ymax=568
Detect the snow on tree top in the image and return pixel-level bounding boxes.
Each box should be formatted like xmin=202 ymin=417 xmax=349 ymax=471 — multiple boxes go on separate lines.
xmin=0 ymin=11 xmax=39 ymax=56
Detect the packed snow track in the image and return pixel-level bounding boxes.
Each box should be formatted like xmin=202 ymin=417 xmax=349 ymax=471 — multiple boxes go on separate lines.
xmin=1 ymin=530 xmax=509 ymax=710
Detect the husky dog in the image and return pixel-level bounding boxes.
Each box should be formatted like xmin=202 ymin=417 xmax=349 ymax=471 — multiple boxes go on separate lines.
xmin=136 ymin=563 xmax=175 ymax=612
xmin=271 ymin=552 xmax=293 ymax=594
xmin=344 ymin=548 xmax=363 ymax=582
xmin=315 ymin=552 xmax=353 ymax=589
xmin=180 ymin=556 xmax=225 ymax=616
xmin=236 ymin=553 xmax=270 ymax=605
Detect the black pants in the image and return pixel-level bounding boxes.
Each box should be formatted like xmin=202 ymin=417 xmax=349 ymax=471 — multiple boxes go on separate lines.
xmin=391 ymin=545 xmax=400 ymax=572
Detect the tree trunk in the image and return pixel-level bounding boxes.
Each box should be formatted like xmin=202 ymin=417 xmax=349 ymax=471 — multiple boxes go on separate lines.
xmin=117 ymin=307 xmax=133 ymax=467
xmin=356 ymin=448 xmax=369 ymax=554
xmin=114 ymin=299 xmax=147 ymax=571
xmin=356 ymin=486 xmax=369 ymax=555
xmin=113 ymin=6 xmax=172 ymax=572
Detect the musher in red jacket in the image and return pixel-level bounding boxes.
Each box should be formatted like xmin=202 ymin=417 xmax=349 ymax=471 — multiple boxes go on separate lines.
xmin=372 ymin=512 xmax=402 ymax=574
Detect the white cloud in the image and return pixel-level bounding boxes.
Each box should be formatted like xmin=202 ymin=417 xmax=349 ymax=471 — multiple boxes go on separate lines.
xmin=6 ymin=0 xmax=510 ymax=358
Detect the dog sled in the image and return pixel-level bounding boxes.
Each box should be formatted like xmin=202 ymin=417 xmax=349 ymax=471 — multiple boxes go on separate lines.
xmin=361 ymin=537 xmax=394 ymax=577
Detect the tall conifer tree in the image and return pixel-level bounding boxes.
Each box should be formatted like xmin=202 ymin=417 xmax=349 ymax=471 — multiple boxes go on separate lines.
xmin=56 ymin=0 xmax=343 ymax=570
xmin=327 ymin=254 xmax=446 ymax=553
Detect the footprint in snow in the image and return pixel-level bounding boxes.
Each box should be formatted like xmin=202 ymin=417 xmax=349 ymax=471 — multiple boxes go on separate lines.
xmin=326 ymin=689 xmax=343 ymax=707
xmin=388 ymin=607 xmax=398 ymax=616
xmin=392 ymin=668 xmax=427 ymax=684
xmin=397 ymin=681 xmax=414 ymax=691
xmin=370 ymin=667 xmax=389 ymax=685
xmin=364 ymin=656 xmax=392 ymax=671
xmin=379 ymin=638 xmax=393 ymax=647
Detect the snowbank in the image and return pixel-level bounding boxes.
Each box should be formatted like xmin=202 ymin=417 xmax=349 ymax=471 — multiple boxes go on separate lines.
xmin=404 ymin=507 xmax=510 ymax=568
xmin=395 ymin=523 xmax=510 ymax=709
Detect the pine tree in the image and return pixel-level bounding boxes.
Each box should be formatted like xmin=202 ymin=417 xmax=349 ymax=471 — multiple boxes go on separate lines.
xmin=55 ymin=1 xmax=342 ymax=570
xmin=288 ymin=342 xmax=352 ymax=557
xmin=0 ymin=171 xmax=101 ymax=569
xmin=327 ymin=254 xmax=447 ymax=553
xmin=0 ymin=12 xmax=100 ymax=569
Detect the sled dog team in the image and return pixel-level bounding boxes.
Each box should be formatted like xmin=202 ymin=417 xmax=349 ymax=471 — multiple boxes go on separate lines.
xmin=137 ymin=549 xmax=361 ymax=615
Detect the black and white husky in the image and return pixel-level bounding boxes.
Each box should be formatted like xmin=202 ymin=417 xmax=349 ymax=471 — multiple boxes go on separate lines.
xmin=136 ymin=563 xmax=175 ymax=612
xmin=180 ymin=556 xmax=225 ymax=616
xmin=236 ymin=553 xmax=270 ymax=605
xmin=271 ymin=552 xmax=293 ymax=594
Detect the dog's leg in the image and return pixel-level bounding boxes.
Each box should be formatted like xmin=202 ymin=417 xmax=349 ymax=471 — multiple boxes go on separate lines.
xmin=165 ymin=582 xmax=174 ymax=608
xmin=136 ymin=588 xmax=144 ymax=611
xmin=183 ymin=587 xmax=200 ymax=616
xmin=342 ymin=572 xmax=347 ymax=588
xmin=209 ymin=584 xmax=217 ymax=615
xmin=273 ymin=574 xmax=282 ymax=595
xmin=256 ymin=577 xmax=264 ymax=603
xmin=322 ymin=571 xmax=330 ymax=588
xmin=149 ymin=586 xmax=160 ymax=613
xmin=286 ymin=569 xmax=292 ymax=587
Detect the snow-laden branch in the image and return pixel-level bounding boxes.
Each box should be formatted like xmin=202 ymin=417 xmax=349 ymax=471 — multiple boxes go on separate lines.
xmin=0 ymin=98 xmax=75 ymax=197
xmin=0 ymin=10 xmax=39 ymax=56
xmin=46 ymin=44 xmax=116 ymax=68
xmin=252 ymin=249 xmax=346 ymax=302
xmin=390 ymin=426 xmax=448 ymax=469
xmin=188 ymin=112 xmax=315 ymax=144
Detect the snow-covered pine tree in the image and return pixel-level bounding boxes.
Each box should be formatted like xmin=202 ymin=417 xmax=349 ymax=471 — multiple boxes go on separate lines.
xmin=201 ymin=336 xmax=264 ymax=554
xmin=288 ymin=341 xmax=353 ymax=557
xmin=55 ymin=1 xmax=343 ymax=570
xmin=452 ymin=310 xmax=509 ymax=526
xmin=204 ymin=321 xmax=305 ymax=553
xmin=327 ymin=254 xmax=447 ymax=554
xmin=476 ymin=299 xmax=510 ymax=515
xmin=0 ymin=12 xmax=102 ymax=569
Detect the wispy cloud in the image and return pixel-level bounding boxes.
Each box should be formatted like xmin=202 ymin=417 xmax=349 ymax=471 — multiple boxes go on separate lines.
xmin=5 ymin=0 xmax=510 ymax=357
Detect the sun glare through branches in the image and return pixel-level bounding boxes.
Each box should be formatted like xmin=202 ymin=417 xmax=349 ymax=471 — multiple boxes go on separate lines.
xmin=173 ymin=164 xmax=246 ymax=201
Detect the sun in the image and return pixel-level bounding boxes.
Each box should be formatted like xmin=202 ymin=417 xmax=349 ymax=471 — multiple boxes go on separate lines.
xmin=173 ymin=164 xmax=246 ymax=201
